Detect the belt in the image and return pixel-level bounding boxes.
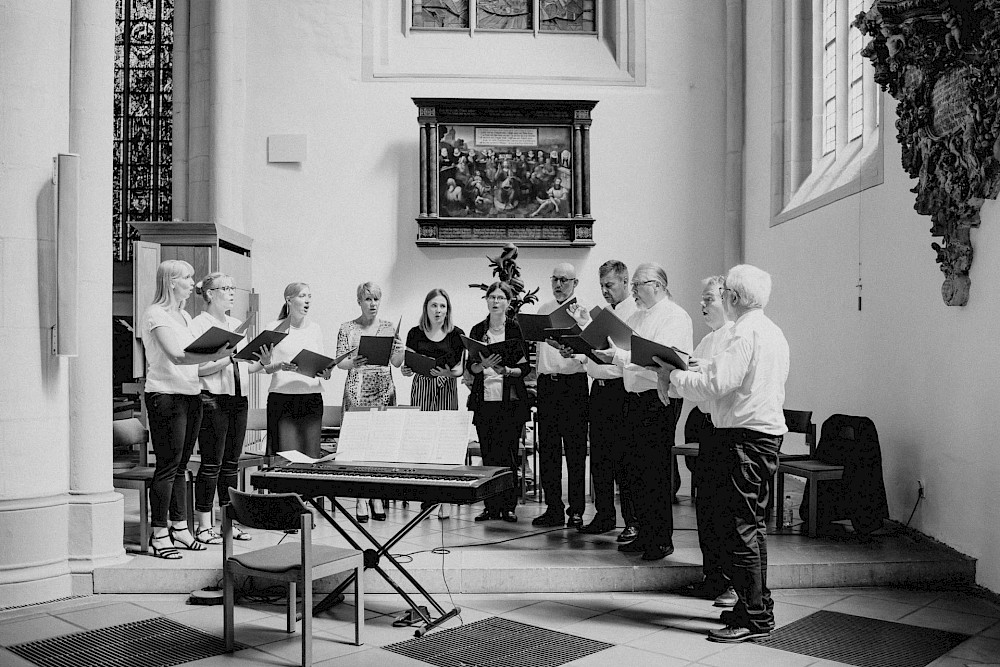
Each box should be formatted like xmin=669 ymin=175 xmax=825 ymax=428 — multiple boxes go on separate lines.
xmin=539 ymin=372 xmax=586 ymax=382
xmin=593 ymin=378 xmax=624 ymax=387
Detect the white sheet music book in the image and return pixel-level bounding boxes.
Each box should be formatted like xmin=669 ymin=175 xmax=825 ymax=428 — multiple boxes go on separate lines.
xmin=335 ymin=410 xmax=473 ymax=465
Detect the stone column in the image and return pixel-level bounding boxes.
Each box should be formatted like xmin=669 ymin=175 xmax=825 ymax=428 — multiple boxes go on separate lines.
xmin=0 ymin=1 xmax=73 ymax=607
xmin=724 ymin=0 xmax=745 ymax=268
xmin=67 ymin=0 xmax=128 ymax=577
xmin=210 ymin=0 xmax=242 ymax=230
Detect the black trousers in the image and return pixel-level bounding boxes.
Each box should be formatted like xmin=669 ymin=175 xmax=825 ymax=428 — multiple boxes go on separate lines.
xmin=195 ymin=392 xmax=249 ymax=513
xmin=536 ymin=373 xmax=589 ymax=515
xmin=474 ymin=402 xmax=523 ymax=513
xmin=266 ymin=392 xmax=323 ymax=458
xmin=713 ymin=427 xmax=782 ymax=633
xmin=588 ymin=378 xmax=637 ymax=525
xmin=145 ymin=392 xmax=202 ymax=528
xmin=692 ymin=416 xmax=730 ymax=586
xmin=623 ymin=390 xmax=682 ymax=546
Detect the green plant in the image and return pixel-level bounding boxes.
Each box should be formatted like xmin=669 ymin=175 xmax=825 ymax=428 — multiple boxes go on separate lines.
xmin=468 ymin=243 xmax=539 ymax=315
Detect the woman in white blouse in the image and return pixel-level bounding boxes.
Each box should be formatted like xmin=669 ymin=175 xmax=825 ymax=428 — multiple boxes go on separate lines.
xmin=189 ymin=272 xmax=270 ymax=544
xmin=140 ymin=260 xmax=233 ymax=559
xmin=263 ymin=282 xmax=332 ymax=459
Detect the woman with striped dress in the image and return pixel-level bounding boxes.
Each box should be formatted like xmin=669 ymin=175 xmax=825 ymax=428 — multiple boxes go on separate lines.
xmin=401 ymin=288 xmax=465 ymax=518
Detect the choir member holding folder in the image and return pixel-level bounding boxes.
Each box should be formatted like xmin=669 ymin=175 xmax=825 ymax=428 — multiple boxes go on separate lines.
xmin=190 ymin=272 xmax=268 ymax=544
xmin=140 ymin=260 xmax=234 ymax=560
xmin=336 ymin=281 xmax=404 ymax=522
xmin=264 ymin=282 xmax=332 ymax=460
xmin=466 ymin=282 xmax=530 ymax=523
xmin=592 ymin=262 xmax=693 ymax=561
xmin=401 ymin=288 xmax=465 ymax=518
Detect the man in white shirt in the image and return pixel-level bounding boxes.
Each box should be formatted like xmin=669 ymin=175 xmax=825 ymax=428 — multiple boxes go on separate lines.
xmin=594 ymin=262 xmax=693 ymax=561
xmin=656 ymin=264 xmax=789 ymax=643
xmin=577 ymin=260 xmax=639 ymax=539
xmin=531 ymin=263 xmax=590 ymax=528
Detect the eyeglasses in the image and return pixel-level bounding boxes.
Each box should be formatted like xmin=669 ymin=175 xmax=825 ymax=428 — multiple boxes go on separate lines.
xmin=487 ymin=295 xmax=508 ymax=302
xmin=209 ymin=286 xmax=236 ymax=293
xmin=630 ymin=280 xmax=658 ymax=290
xmin=550 ymin=276 xmax=574 ymax=285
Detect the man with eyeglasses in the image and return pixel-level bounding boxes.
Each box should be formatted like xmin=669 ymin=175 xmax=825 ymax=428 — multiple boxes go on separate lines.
xmin=531 ymin=263 xmax=590 ymax=528
xmin=654 ymin=264 xmax=789 ymax=643
xmin=575 ymin=260 xmax=640 ymax=540
xmin=592 ymin=262 xmax=693 ymax=562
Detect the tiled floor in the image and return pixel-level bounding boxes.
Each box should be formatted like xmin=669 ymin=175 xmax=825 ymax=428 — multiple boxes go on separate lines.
xmin=1 ymin=586 xmax=999 ymax=666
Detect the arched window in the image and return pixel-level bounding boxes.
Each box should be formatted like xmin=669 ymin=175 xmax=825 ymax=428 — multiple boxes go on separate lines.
xmin=114 ymin=0 xmax=174 ymax=261
xmin=772 ymin=0 xmax=883 ymax=225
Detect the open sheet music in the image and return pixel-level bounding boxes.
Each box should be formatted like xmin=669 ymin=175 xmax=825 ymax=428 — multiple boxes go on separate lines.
xmin=335 ymin=410 xmax=472 ymax=465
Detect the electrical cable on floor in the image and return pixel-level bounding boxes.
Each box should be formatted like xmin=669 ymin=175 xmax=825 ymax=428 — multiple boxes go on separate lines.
xmin=438 ymin=510 xmax=463 ymax=627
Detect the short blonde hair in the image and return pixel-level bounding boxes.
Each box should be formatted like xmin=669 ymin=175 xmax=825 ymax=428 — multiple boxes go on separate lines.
xmin=357 ymin=281 xmax=382 ymax=302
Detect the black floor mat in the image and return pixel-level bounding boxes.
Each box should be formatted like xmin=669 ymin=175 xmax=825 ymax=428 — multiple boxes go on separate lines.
xmin=6 ymin=616 xmax=246 ymax=667
xmin=764 ymin=610 xmax=970 ymax=667
xmin=384 ymin=616 xmax=615 ymax=667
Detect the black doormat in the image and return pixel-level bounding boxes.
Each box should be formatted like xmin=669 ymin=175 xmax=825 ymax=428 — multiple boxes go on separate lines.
xmin=384 ymin=616 xmax=615 ymax=667
xmin=764 ymin=610 xmax=970 ymax=667
xmin=6 ymin=616 xmax=247 ymax=667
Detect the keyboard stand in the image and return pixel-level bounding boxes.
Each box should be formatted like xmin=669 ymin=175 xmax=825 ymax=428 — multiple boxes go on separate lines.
xmin=307 ymin=495 xmax=461 ymax=637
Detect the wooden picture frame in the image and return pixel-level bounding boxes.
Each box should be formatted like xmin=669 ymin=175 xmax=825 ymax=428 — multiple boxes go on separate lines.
xmin=413 ymin=97 xmax=597 ymax=247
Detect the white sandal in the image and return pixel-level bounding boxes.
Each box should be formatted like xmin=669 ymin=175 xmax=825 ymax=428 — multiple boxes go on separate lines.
xmin=194 ymin=527 xmax=223 ymax=545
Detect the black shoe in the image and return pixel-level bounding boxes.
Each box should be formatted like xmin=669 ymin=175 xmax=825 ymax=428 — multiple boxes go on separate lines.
xmin=616 ymin=526 xmax=639 ymax=543
xmin=679 ymin=579 xmax=726 ymax=600
xmin=641 ymin=543 xmax=674 ymax=561
xmin=566 ymin=513 xmax=584 ymax=529
xmin=578 ymin=518 xmax=616 ymax=534
xmin=474 ymin=509 xmax=497 ymax=522
xmin=500 ymin=510 xmax=518 ymax=523
xmin=618 ymin=539 xmax=647 ymax=553
xmin=532 ymin=511 xmax=566 ymax=527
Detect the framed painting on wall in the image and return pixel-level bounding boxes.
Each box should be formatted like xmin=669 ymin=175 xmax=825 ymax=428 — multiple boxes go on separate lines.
xmin=413 ymin=98 xmax=597 ymax=247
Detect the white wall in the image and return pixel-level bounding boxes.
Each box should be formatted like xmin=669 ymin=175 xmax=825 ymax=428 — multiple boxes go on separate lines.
xmin=236 ymin=1 xmax=730 ymax=414
xmin=744 ymin=8 xmax=1000 ymax=591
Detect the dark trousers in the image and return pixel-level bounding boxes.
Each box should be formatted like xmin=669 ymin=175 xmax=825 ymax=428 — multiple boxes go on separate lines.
xmin=266 ymin=392 xmax=324 ymax=458
xmin=715 ymin=427 xmax=782 ymax=633
xmin=145 ymin=392 xmax=202 ymax=528
xmin=475 ymin=402 xmax=523 ymax=513
xmin=588 ymin=378 xmax=637 ymax=525
xmin=536 ymin=373 xmax=589 ymax=515
xmin=693 ymin=419 xmax=730 ymax=587
xmin=195 ymin=392 xmax=249 ymax=513
xmin=624 ymin=391 xmax=682 ymax=546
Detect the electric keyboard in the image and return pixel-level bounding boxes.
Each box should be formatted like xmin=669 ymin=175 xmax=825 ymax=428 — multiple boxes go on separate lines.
xmin=251 ymin=461 xmax=515 ymax=504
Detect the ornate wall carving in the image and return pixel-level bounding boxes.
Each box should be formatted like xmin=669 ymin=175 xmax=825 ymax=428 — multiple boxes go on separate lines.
xmin=856 ymin=0 xmax=1000 ymax=305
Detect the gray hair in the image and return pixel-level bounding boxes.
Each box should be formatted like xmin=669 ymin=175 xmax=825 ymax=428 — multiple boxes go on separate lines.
xmin=357 ymin=281 xmax=383 ymax=302
xmin=598 ymin=260 xmax=629 ymax=282
xmin=633 ymin=262 xmax=671 ymax=298
xmin=701 ymin=275 xmax=726 ymax=292
xmin=725 ymin=264 xmax=772 ymax=309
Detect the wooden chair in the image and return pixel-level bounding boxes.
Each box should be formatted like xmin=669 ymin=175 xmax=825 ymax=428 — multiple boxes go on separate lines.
xmin=112 ymin=418 xmax=156 ymax=553
xmin=775 ymin=410 xmax=842 ymax=537
xmin=223 ymin=488 xmax=364 ymax=666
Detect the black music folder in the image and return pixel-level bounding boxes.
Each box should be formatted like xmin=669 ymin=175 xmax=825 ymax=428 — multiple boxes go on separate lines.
xmin=460 ymin=335 xmax=525 ymax=366
xmin=290 ymin=348 xmax=354 ymax=377
xmin=184 ymin=327 xmax=243 ymax=354
xmin=404 ymin=349 xmax=441 ymax=377
xmin=233 ymin=329 xmax=288 ymax=361
xmin=581 ymin=306 xmax=634 ymax=350
xmin=357 ymin=335 xmax=394 ymax=366
xmin=629 ymin=334 xmax=689 ymax=371
xmin=517 ymin=298 xmax=580 ymax=341
xmin=559 ymin=334 xmax=608 ymax=364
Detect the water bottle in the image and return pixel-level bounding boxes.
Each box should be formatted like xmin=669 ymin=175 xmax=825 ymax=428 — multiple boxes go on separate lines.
xmin=782 ymin=496 xmax=794 ymax=528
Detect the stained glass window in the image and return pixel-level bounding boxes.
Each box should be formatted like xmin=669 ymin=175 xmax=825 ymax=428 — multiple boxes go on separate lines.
xmin=412 ymin=0 xmax=470 ymax=28
xmin=114 ymin=0 xmax=173 ymax=262
xmin=539 ymin=0 xmax=595 ymax=32
xmin=477 ymin=0 xmax=531 ymax=31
